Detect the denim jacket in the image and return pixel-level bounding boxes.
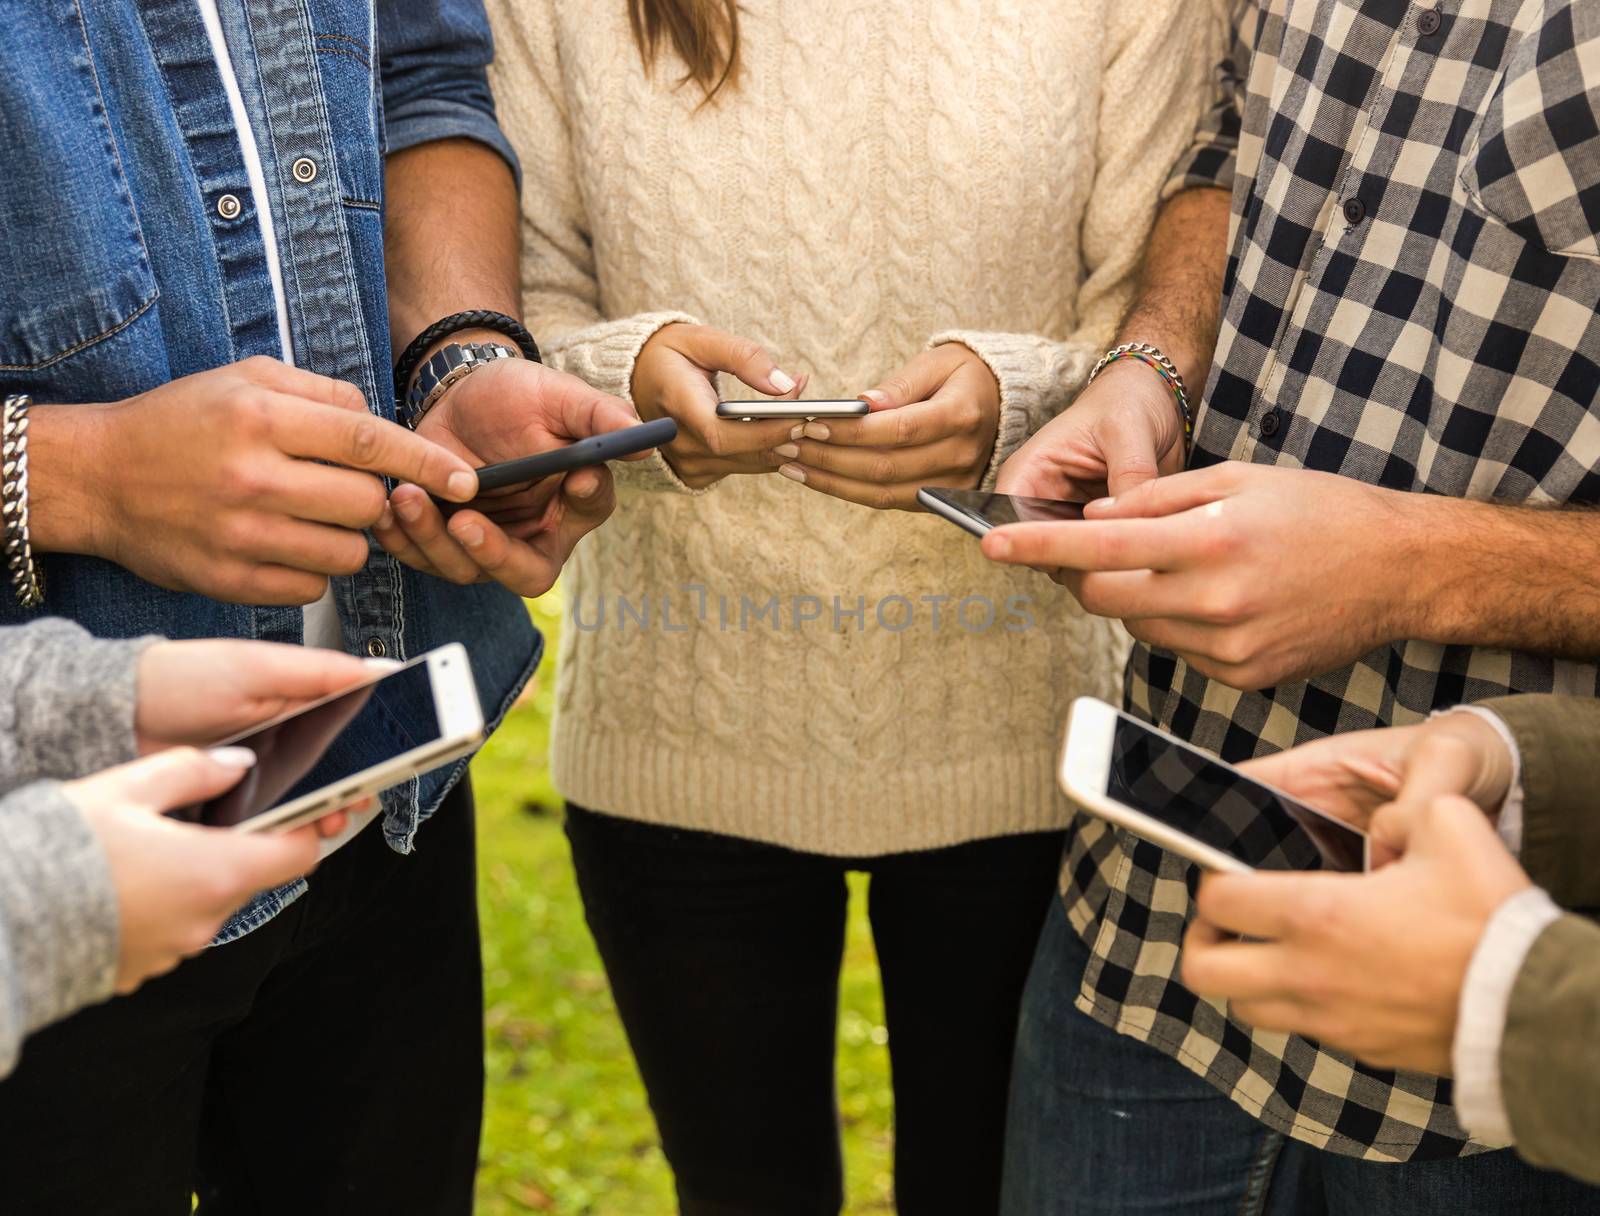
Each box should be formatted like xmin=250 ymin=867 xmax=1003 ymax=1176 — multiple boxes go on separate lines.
xmin=0 ymin=0 xmax=537 ymax=939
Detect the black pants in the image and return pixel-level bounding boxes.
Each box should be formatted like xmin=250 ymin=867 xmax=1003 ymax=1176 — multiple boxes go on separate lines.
xmin=565 ymin=804 xmax=1065 ymax=1216
xmin=0 ymin=783 xmax=483 ymax=1216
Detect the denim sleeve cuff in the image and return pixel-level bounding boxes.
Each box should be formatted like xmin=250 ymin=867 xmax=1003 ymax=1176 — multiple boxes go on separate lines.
xmin=384 ymin=100 xmax=522 ymax=191
xmin=1452 ymin=886 xmax=1561 ymax=1148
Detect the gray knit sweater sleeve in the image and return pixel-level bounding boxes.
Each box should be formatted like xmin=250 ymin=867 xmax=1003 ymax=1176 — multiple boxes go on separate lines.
xmin=0 ymin=619 xmax=155 ymax=791
xmin=0 ymin=782 xmax=119 ymax=1079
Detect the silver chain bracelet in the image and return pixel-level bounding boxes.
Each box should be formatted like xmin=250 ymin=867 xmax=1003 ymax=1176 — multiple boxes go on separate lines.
xmin=2 ymin=395 xmax=45 ymax=608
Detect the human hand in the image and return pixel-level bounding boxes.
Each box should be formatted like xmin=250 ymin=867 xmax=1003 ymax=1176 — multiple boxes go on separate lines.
xmin=30 ymin=357 xmax=478 ymax=606
xmin=773 ymin=344 xmax=999 ymax=511
xmin=996 ymin=359 xmax=1185 ymax=502
xmin=376 ymin=357 xmax=641 ymax=597
xmin=1239 ymin=711 xmax=1515 ymax=854
xmin=631 ymin=323 xmax=806 ymax=488
xmin=981 ymin=462 xmax=1423 ymax=690
xmin=65 ymin=748 xmax=346 ymax=994
xmin=134 ymin=639 xmax=383 ymax=754
xmin=1181 ymin=795 xmax=1531 ymax=1075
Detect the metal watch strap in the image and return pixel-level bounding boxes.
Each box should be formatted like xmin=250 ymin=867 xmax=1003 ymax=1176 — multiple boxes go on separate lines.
xmin=404 ymin=341 xmax=518 ymax=429
xmin=1 ymin=395 xmax=45 ymax=608
xmin=1088 ymin=341 xmax=1194 ymax=453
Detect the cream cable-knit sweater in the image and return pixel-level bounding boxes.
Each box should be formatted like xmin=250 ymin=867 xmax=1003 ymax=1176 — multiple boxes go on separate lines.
xmin=487 ymin=0 xmax=1216 ymax=855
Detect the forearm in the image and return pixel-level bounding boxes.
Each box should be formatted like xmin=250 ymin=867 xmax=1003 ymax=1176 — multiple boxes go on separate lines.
xmin=384 ymin=137 xmax=522 ymax=366
xmin=1114 ymin=186 xmax=1232 ymax=395
xmin=1404 ymin=497 xmax=1600 ymax=659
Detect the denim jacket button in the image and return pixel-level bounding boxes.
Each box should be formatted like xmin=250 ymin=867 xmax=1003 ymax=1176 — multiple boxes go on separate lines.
xmin=291 ymin=156 xmax=318 ymax=184
xmin=365 ymin=637 xmax=388 ymax=658
xmin=216 ymin=193 xmax=242 ymax=220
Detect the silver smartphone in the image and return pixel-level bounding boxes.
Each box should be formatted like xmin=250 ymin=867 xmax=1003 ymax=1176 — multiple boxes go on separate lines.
xmin=715 ymin=399 xmax=871 ymax=421
xmin=168 ymin=643 xmax=484 ymax=834
xmin=917 ymin=487 xmax=1087 ymax=538
xmin=1060 ymin=697 xmax=1369 ymax=874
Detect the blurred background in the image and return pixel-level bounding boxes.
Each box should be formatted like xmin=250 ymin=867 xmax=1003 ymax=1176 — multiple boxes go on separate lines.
xmin=471 ymin=593 xmax=896 ymax=1214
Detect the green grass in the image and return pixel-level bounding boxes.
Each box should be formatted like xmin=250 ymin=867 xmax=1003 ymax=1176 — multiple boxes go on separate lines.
xmin=472 ymin=595 xmax=895 ymax=1214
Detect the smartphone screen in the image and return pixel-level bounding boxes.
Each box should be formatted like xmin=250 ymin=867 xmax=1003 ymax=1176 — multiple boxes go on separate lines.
xmin=922 ymin=487 xmax=1086 ymax=531
xmin=168 ymin=660 xmax=443 ymax=829
xmin=1107 ymin=714 xmax=1366 ymax=871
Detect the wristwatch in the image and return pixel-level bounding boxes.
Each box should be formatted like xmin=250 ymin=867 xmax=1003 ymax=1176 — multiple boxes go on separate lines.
xmin=404 ymin=341 xmax=518 ymax=428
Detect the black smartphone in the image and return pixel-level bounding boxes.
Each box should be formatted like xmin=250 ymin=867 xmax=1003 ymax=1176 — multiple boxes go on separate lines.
xmin=448 ymin=417 xmax=679 ymax=498
xmin=916 ymin=487 xmax=1086 ymax=538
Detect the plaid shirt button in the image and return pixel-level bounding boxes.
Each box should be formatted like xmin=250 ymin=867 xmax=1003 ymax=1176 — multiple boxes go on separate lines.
xmin=1341 ymin=197 xmax=1367 ymax=225
xmin=1259 ymin=408 xmax=1282 ymax=437
xmin=1417 ymin=9 xmax=1442 ymax=36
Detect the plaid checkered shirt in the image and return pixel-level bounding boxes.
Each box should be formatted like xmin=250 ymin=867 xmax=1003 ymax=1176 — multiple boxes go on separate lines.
xmin=1061 ymin=0 xmax=1600 ymax=1161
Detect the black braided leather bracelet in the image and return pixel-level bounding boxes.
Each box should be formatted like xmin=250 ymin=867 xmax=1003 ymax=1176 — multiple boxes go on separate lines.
xmin=393 ymin=310 xmax=542 ymax=411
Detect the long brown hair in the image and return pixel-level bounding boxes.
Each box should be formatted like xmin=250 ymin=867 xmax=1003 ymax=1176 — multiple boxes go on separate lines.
xmin=628 ymin=0 xmax=742 ymax=101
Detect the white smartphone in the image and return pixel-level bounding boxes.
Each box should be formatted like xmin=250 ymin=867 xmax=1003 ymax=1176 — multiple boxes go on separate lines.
xmin=715 ymin=399 xmax=871 ymax=420
xmin=918 ymin=487 xmax=1087 ymax=538
xmin=1059 ymin=697 xmax=1369 ymax=873
xmin=168 ymin=643 xmax=484 ymax=834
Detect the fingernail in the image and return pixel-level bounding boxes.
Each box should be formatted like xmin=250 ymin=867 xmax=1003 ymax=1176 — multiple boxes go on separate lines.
xmin=568 ymin=472 xmax=600 ymax=500
xmin=363 ymin=657 xmax=403 ymax=672
xmin=447 ymin=471 xmax=478 ymax=502
xmin=789 ymin=424 xmax=805 ymax=441
xmin=396 ymin=498 xmax=422 ymax=525
xmin=457 ymin=523 xmax=485 ymax=549
xmin=860 ymin=390 xmax=888 ymax=406
xmin=1095 ymin=496 xmax=1115 ymax=510
xmin=774 ymin=443 xmax=800 ymax=459
xmin=988 ymin=534 xmax=1012 ymax=559
xmin=209 ymin=746 xmax=257 ymax=769
xmin=771 ymin=369 xmax=797 ymax=393
xmin=803 ymin=422 xmax=830 ymax=441
xmin=778 ymin=464 xmax=806 ymax=485
xmin=377 ymin=503 xmax=394 ymax=531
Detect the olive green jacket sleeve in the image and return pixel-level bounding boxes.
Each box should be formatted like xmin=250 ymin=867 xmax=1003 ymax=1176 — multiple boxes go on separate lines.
xmin=1498 ymin=914 xmax=1600 ymax=1185
xmin=1479 ymin=694 xmax=1600 ymax=910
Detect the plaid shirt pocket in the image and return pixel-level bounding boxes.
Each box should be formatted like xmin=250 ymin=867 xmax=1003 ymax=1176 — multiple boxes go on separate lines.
xmin=1460 ymin=6 xmax=1600 ymax=261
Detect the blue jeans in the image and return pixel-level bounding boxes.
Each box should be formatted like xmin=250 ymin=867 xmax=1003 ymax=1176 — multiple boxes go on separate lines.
xmin=1001 ymin=897 xmax=1600 ymax=1215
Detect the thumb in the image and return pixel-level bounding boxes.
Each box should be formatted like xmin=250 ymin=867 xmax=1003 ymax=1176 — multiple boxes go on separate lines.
xmin=1086 ymin=465 xmax=1229 ymax=520
xmin=1366 ymin=799 xmax=1423 ymax=867
xmin=1393 ymin=731 xmax=1484 ymax=807
xmin=1368 ymin=793 xmax=1483 ymax=868
xmin=860 ymin=349 xmax=953 ymax=412
xmin=1098 ymin=415 xmax=1165 ymax=500
xmin=674 ymin=327 xmax=799 ymax=398
xmin=211 ymin=825 xmax=323 ymax=899
xmin=66 ymin=746 xmax=256 ymax=815
xmin=537 ymin=368 xmax=647 ymax=446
